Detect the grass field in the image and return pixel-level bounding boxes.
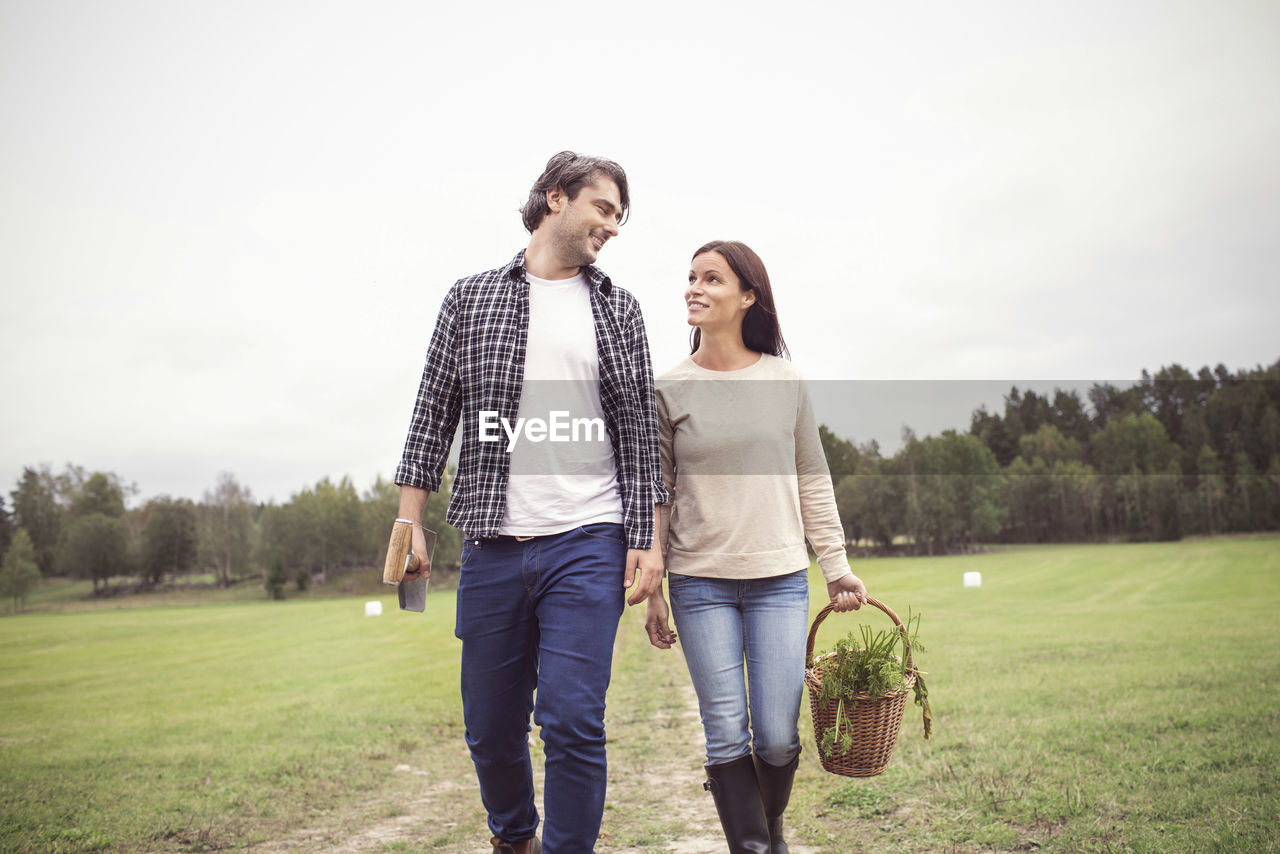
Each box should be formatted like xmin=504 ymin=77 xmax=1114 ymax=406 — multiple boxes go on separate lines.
xmin=1 ymin=537 xmax=1277 ymax=853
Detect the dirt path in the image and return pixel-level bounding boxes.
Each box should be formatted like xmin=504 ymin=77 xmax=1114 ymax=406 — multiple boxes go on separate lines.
xmin=250 ymin=609 xmax=821 ymax=853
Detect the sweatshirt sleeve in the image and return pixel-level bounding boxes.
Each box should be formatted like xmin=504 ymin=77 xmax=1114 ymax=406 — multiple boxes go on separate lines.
xmin=656 ymin=380 xmax=676 ymax=556
xmin=794 ymin=377 xmax=852 ymax=583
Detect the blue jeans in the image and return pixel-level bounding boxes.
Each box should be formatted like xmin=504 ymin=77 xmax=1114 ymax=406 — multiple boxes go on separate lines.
xmin=454 ymin=523 xmax=626 ymax=854
xmin=668 ymin=570 xmax=809 ymax=767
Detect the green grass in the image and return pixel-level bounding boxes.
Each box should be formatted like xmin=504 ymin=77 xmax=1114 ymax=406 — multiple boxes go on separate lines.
xmin=795 ymin=537 xmax=1280 ymax=853
xmin=0 ymin=588 xmax=469 ymax=852
xmin=1 ymin=537 xmax=1278 ymax=852
xmin=10 ymin=565 xmax=429 ymax=614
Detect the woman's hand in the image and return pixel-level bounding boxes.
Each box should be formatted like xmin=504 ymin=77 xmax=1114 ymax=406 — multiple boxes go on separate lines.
xmin=827 ymin=573 xmax=868 ymax=612
xmin=645 ymin=593 xmax=678 ymax=649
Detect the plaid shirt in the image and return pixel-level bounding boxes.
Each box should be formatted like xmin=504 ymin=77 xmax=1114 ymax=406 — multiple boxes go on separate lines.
xmin=395 ymin=250 xmax=669 ymax=549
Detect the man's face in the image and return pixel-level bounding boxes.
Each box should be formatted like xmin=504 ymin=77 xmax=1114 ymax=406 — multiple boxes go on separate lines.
xmin=546 ymin=176 xmax=623 ymax=268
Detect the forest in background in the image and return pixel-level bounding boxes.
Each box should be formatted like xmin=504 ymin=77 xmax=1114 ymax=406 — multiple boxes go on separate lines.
xmin=0 ymin=468 xmax=460 ymax=607
xmin=2 ymin=358 xmax=1277 ymax=607
xmin=824 ymin=359 xmax=1280 ymax=551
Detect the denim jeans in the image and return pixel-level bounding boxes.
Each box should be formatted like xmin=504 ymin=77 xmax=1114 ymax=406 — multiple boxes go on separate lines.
xmin=454 ymin=523 xmax=626 ymax=854
xmin=667 ymin=569 xmax=809 ymax=767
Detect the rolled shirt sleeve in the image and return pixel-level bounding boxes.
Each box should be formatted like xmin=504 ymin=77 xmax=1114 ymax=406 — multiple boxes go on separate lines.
xmin=395 ymin=290 xmax=462 ymax=493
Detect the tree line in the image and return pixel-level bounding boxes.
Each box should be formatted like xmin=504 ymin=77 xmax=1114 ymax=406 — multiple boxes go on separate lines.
xmin=3 ymin=357 xmax=1276 ymax=608
xmin=823 ymin=359 xmax=1280 ymax=552
xmin=0 ymin=466 xmax=460 ymax=608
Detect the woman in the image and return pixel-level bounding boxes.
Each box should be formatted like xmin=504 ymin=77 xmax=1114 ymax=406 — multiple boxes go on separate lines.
xmin=646 ymin=240 xmax=867 ymax=854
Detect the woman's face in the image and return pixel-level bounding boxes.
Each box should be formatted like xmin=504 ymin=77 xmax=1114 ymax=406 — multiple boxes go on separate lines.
xmin=686 ymin=251 xmax=755 ymax=334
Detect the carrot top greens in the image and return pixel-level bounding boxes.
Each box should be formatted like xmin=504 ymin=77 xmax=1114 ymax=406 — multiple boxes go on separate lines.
xmin=814 ymin=610 xmax=931 ymax=758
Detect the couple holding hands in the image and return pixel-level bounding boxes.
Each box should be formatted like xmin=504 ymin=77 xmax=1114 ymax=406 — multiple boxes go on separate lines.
xmin=394 ymin=151 xmax=867 ymax=854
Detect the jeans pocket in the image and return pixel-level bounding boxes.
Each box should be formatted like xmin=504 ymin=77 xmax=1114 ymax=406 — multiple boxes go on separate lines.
xmin=579 ymin=523 xmax=625 ymax=544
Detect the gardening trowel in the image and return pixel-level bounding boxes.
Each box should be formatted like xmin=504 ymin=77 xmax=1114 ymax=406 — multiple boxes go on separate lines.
xmin=382 ymin=518 xmax=436 ymax=613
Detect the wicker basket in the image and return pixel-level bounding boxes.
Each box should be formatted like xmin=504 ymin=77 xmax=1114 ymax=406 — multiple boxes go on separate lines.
xmin=804 ymin=597 xmax=915 ymax=777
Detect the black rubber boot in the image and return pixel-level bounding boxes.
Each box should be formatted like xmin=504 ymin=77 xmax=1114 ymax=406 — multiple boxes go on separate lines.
xmin=703 ymin=753 xmax=771 ymax=854
xmin=753 ymin=750 xmax=800 ymax=854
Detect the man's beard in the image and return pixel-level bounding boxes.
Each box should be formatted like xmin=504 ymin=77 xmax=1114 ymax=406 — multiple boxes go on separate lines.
xmin=551 ymin=222 xmax=597 ymax=268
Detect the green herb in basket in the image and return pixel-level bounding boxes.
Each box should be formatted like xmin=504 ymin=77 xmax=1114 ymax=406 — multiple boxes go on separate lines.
xmin=814 ymin=610 xmax=931 ymax=759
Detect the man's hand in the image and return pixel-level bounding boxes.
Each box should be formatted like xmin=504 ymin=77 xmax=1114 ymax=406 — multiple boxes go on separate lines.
xmin=402 ymin=523 xmax=432 ymax=581
xmin=398 ymin=485 xmax=432 ymax=581
xmin=644 ymin=593 xmax=677 ymax=649
xmin=827 ymin=573 xmax=867 ymax=612
xmin=624 ymin=545 xmax=664 ymax=606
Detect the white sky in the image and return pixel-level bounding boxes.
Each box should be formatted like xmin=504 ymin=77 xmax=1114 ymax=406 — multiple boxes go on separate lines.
xmin=2 ymin=0 xmax=1278 ymax=505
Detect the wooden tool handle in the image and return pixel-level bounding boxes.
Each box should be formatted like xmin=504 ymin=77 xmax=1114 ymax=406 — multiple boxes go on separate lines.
xmin=382 ymin=519 xmax=415 ymax=584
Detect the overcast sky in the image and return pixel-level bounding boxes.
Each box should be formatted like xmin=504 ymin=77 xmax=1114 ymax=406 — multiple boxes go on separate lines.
xmin=2 ymin=1 xmax=1277 ymax=506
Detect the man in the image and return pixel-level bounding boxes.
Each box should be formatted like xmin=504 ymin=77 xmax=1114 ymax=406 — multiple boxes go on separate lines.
xmin=394 ymin=151 xmax=667 ymax=854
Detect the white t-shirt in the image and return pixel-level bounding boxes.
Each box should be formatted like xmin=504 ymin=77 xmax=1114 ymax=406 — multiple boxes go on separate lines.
xmin=498 ymin=271 xmax=623 ymax=535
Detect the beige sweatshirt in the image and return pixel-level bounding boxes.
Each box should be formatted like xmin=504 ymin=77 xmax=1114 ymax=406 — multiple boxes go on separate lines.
xmin=656 ymin=354 xmax=852 ymax=582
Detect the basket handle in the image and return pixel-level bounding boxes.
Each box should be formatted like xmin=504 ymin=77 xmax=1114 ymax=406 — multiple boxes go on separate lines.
xmin=805 ymin=596 xmax=914 ymax=672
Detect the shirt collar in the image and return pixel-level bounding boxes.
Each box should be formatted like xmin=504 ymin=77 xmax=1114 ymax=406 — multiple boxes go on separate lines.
xmin=504 ymin=249 xmax=613 ymax=296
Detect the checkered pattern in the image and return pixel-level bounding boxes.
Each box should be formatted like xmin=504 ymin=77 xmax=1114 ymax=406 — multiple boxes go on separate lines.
xmin=395 ymin=250 xmax=668 ymax=549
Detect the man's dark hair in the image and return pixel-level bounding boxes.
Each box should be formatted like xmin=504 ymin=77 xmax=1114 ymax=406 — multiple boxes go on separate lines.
xmin=520 ymin=151 xmax=630 ymax=233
